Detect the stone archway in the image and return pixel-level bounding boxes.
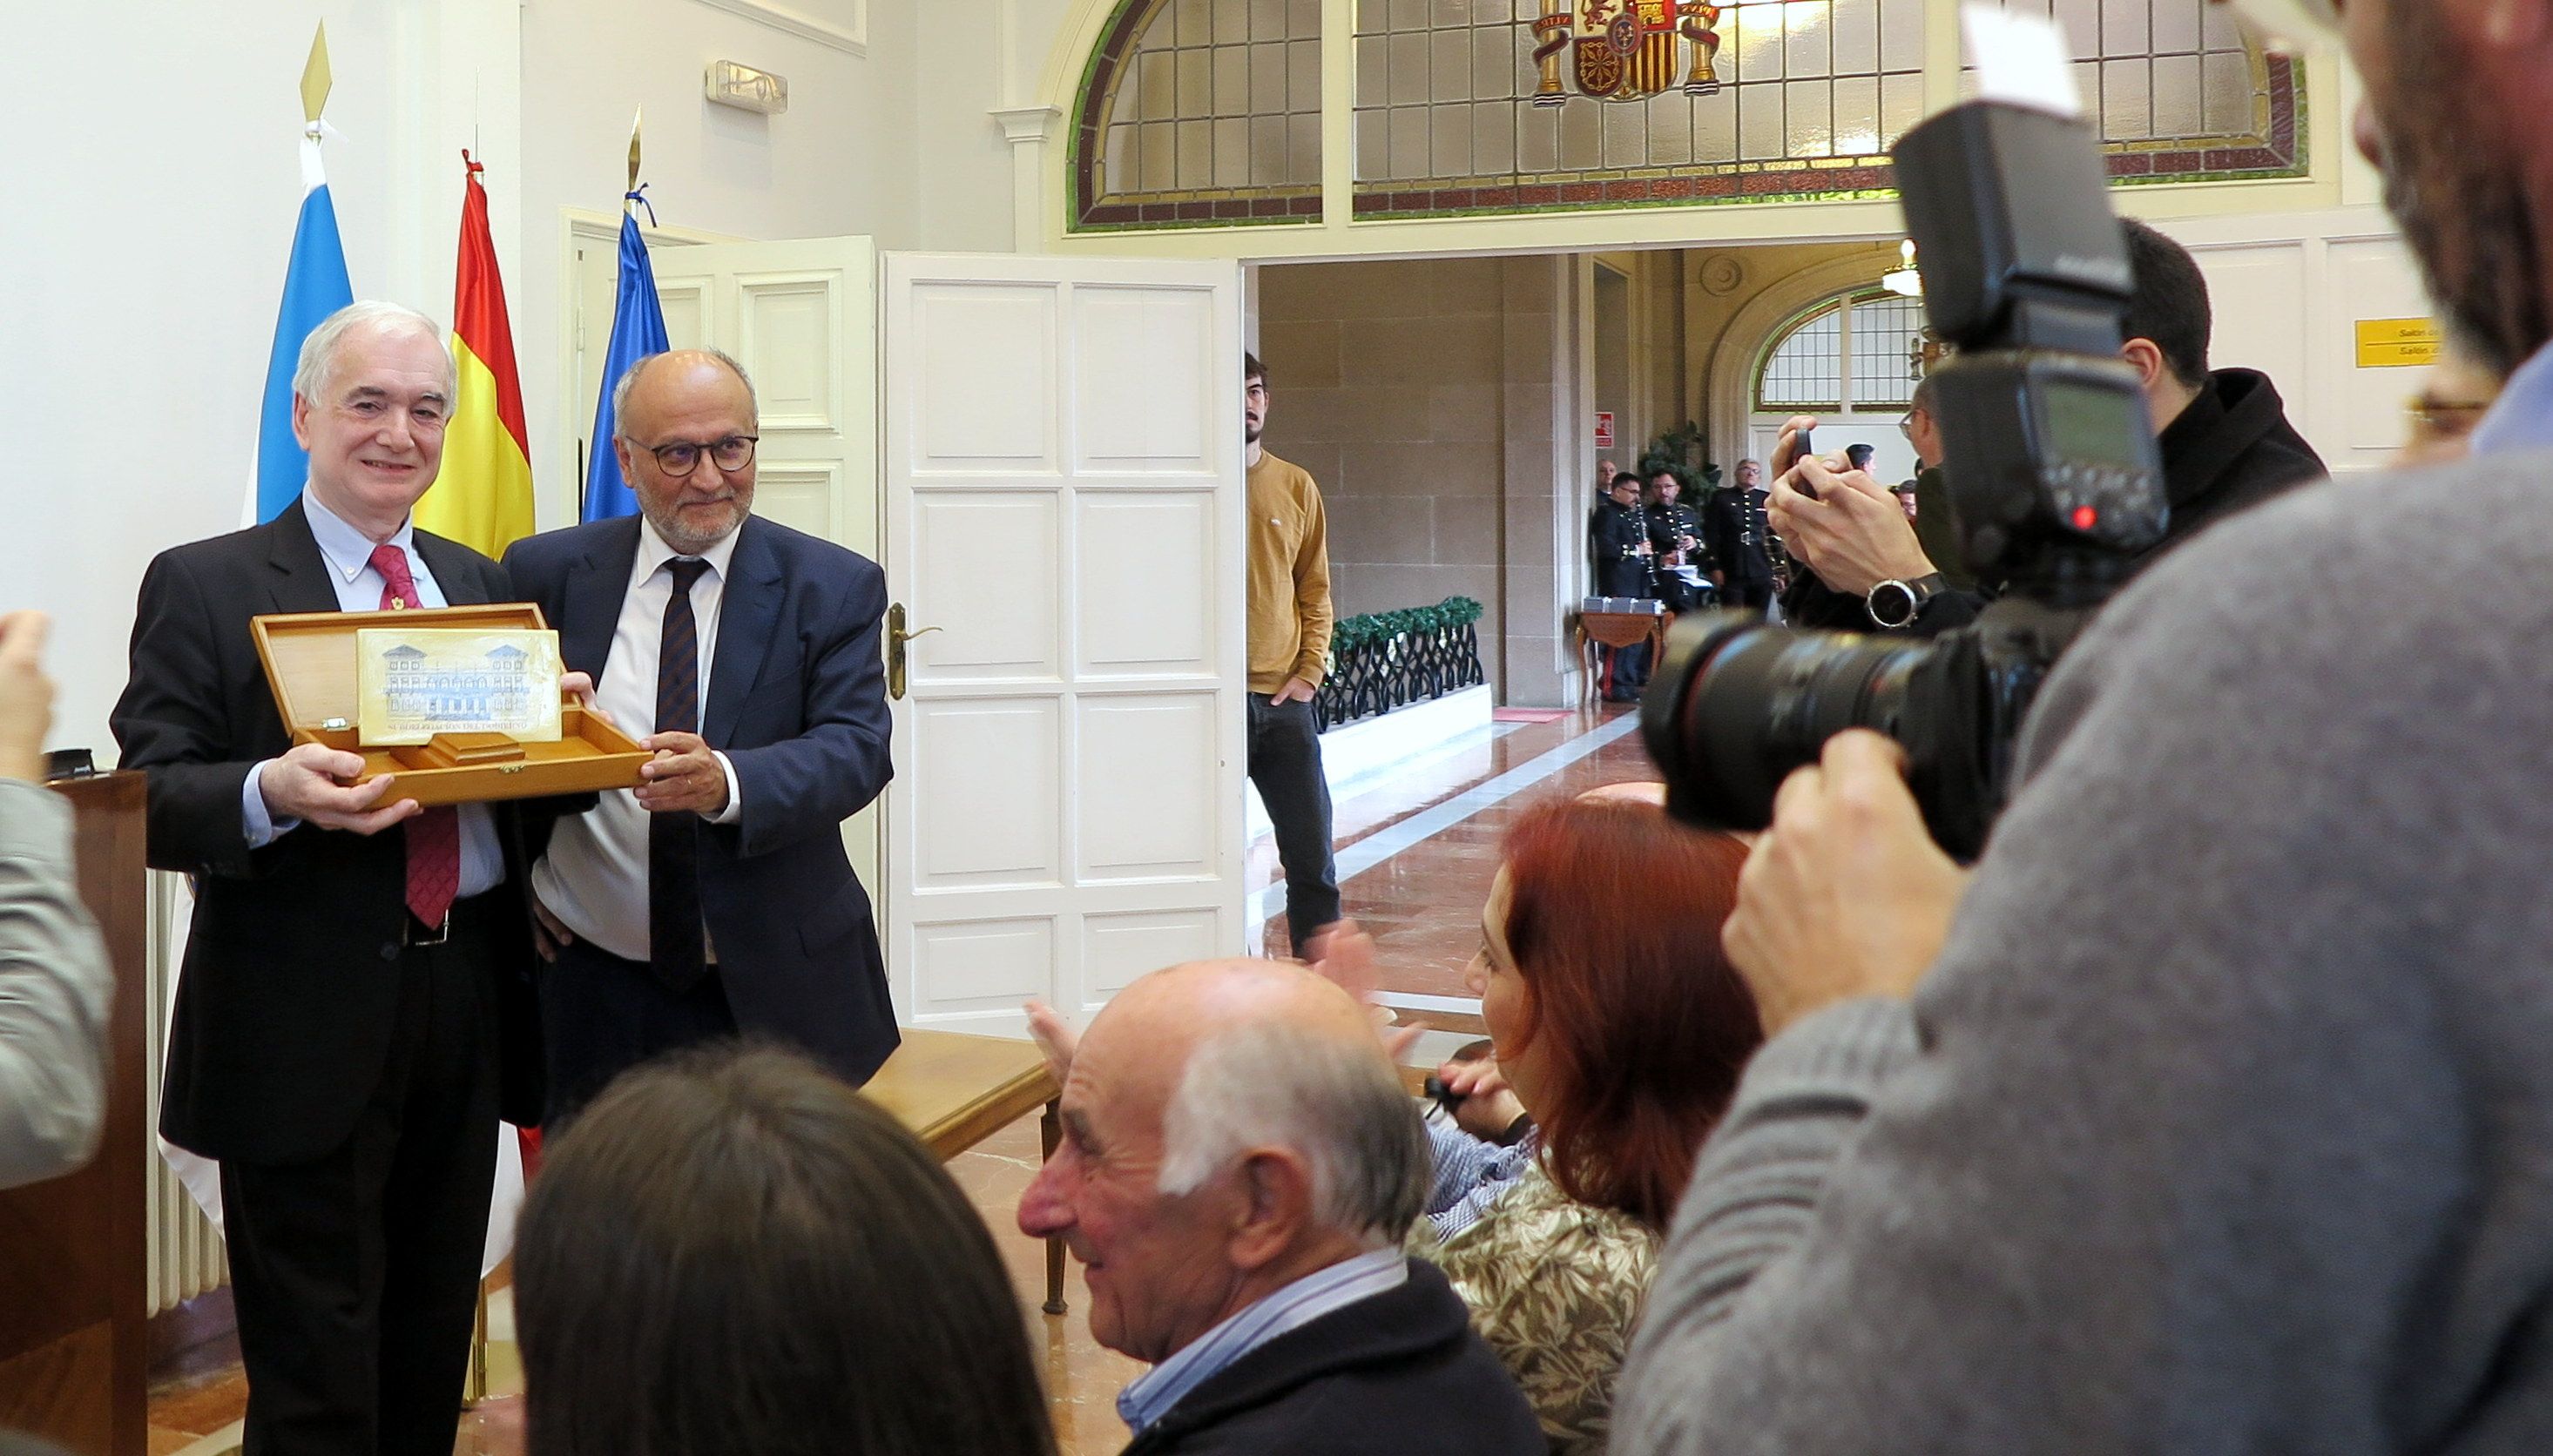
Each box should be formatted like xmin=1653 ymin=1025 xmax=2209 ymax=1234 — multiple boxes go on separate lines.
xmin=1699 ymin=247 xmax=1901 ymax=472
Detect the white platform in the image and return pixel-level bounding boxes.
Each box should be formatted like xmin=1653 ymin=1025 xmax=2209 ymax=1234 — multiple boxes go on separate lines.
xmin=1245 ymin=684 xmax=1496 ymax=840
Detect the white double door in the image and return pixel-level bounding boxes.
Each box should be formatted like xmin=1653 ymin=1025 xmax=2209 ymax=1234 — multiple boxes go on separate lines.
xmin=638 ymin=241 xmax=1248 ymax=1037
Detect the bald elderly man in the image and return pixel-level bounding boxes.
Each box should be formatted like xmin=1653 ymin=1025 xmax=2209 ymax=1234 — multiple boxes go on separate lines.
xmin=1019 ymin=961 xmax=1542 ymax=1456
xmin=503 ymin=348 xmax=895 ymax=1124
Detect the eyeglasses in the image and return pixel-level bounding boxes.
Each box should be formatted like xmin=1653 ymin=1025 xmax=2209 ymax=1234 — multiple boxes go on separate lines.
xmin=638 ymin=435 xmax=758 ymax=475
xmin=1897 ymin=412 xmax=1916 ymax=442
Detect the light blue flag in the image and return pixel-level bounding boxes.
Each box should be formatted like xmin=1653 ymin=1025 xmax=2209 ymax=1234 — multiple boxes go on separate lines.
xmin=251 ymin=134 xmax=355 ymax=525
xmin=582 ymin=196 xmax=670 ymax=522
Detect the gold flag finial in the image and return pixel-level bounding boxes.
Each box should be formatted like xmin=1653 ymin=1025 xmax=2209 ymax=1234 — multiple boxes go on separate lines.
xmin=301 ymin=22 xmax=333 ymax=126
xmin=625 ymin=108 xmax=643 ymax=198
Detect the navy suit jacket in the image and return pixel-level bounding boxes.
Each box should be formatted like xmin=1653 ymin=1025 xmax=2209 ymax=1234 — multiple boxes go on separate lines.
xmin=502 ymin=514 xmax=900 ymax=1088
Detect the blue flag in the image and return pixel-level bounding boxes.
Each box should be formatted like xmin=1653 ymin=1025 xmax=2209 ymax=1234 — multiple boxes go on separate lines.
xmin=581 ymin=204 xmax=670 ymax=522
xmin=252 ymin=137 xmax=355 ymax=525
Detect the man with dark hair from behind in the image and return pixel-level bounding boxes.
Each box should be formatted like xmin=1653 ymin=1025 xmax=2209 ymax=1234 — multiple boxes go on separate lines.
xmin=514 ymin=1044 xmax=1058 ymax=1456
xmin=1773 ymin=217 xmax=2324 ymax=633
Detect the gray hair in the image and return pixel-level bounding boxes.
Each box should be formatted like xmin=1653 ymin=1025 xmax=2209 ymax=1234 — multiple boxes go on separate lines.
xmin=611 ymin=348 xmax=760 ymax=440
xmin=293 ymin=300 xmax=456 ymax=404
xmin=1157 ymin=1021 xmax=1429 ymax=1245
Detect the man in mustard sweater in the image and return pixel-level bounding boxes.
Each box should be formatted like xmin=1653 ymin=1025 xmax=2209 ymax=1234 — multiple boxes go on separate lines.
xmin=1244 ymin=353 xmax=1338 ymax=958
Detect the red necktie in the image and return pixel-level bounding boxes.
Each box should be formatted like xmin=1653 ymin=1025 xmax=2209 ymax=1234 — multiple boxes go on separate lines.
xmin=368 ymin=544 xmax=459 ymax=928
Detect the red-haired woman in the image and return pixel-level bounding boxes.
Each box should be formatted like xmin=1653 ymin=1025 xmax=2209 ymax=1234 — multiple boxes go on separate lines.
xmin=1350 ymin=795 xmax=1761 ymax=1454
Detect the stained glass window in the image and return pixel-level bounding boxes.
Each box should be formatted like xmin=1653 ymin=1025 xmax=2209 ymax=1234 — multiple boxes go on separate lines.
xmin=1977 ymin=0 xmax=2299 ymax=181
xmin=1071 ymin=0 xmax=1326 ymax=229
xmin=1757 ymin=293 xmax=1922 ymax=411
xmin=1067 ymin=0 xmax=2305 ymax=232
xmin=1349 ymin=0 xmax=1927 ymax=218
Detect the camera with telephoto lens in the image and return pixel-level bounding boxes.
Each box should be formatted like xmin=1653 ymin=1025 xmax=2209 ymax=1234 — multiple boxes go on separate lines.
xmin=1641 ymin=99 xmax=2169 ymax=860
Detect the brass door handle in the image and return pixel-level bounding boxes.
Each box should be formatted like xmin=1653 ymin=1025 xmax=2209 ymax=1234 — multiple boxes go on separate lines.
xmin=886 ymin=603 xmax=943 ymax=701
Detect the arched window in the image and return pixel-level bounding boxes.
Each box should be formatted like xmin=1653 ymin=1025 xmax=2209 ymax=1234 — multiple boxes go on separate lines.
xmin=1071 ymin=0 xmax=2303 ymax=232
xmin=1071 ymin=0 xmax=1326 ymax=230
xmin=1755 ymin=292 xmax=1923 ymax=412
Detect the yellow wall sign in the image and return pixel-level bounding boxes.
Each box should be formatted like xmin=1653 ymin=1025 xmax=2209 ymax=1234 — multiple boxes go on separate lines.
xmin=2356 ymin=318 xmax=2442 ymax=368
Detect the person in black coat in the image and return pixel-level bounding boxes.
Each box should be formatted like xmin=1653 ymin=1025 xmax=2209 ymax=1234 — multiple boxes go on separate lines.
xmin=111 ymin=303 xmax=556 ymax=1456
xmin=1015 ymin=961 xmax=1543 ymax=1456
xmin=1589 ymin=473 xmax=1656 ymax=598
xmin=1772 ymin=219 xmax=2327 ymax=636
xmin=1644 ymin=469 xmax=1713 ymax=612
xmin=1702 ymin=459 xmax=1779 ymax=610
xmin=1588 ymin=473 xmax=1659 ymax=698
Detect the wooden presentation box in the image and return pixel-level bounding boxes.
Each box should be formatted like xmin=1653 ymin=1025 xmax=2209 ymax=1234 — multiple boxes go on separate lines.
xmin=251 ymin=603 xmax=648 ymax=807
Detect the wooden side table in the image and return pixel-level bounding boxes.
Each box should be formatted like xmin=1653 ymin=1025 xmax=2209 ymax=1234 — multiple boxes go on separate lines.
xmin=1575 ymin=610 xmax=1671 ymax=705
xmin=862 ymin=1029 xmax=1070 ymax=1314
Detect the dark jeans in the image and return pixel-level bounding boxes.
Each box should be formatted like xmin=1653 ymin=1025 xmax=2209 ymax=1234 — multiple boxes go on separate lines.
xmin=221 ymin=899 xmax=503 ymax=1456
xmin=1247 ymin=692 xmax=1341 ymax=957
xmin=539 ymin=935 xmax=740 ymax=1129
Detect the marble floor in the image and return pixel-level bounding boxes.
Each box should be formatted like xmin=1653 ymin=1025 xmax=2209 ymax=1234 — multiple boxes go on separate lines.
xmin=142 ymin=700 xmax=1651 ymax=1456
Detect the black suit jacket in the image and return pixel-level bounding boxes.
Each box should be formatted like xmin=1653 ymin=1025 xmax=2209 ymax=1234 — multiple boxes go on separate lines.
xmin=501 ymin=514 xmax=900 ymax=1089
xmin=110 ymin=500 xmax=545 ymax=1163
xmin=1122 ymin=1260 xmax=1544 ymax=1456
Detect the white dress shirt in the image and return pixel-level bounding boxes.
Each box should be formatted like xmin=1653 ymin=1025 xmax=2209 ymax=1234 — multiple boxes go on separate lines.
xmin=531 ymin=517 xmax=745 ymax=962
xmin=240 ymin=491 xmax=503 ymax=899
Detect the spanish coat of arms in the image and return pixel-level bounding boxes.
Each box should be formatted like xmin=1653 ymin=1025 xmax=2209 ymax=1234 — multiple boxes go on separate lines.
xmin=1530 ymin=0 xmax=1726 ymax=104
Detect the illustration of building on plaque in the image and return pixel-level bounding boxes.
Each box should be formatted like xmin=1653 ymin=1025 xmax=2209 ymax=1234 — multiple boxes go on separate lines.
xmin=377 ymin=641 xmax=537 ymax=728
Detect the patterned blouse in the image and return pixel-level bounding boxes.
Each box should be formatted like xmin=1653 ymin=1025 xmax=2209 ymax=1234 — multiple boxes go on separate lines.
xmin=1414 ymin=1161 xmax=1660 ymax=1455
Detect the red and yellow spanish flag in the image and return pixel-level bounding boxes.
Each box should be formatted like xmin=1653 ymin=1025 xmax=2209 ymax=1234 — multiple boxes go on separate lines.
xmin=416 ymin=152 xmax=534 ymax=557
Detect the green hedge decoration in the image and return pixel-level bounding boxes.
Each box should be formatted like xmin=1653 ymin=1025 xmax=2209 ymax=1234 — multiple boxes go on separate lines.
xmin=1329 ymin=596 xmax=1482 ymax=656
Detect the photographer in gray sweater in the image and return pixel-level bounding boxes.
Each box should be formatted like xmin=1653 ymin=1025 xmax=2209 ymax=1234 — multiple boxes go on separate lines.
xmin=1616 ymin=3 xmax=2553 ymax=1452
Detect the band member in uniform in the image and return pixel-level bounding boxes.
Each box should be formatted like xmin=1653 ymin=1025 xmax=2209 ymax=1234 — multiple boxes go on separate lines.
xmin=1588 ymin=472 xmax=1656 ymax=701
xmin=1702 ymin=459 xmax=1778 ymax=611
xmin=1642 ymin=469 xmax=1712 ymax=613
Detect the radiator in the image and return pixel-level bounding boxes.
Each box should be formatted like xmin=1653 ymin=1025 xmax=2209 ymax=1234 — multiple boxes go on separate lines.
xmin=146 ymin=871 xmax=227 ymax=1315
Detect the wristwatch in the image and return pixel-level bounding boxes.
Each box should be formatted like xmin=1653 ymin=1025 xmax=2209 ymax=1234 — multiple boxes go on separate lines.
xmin=1865 ymin=572 xmax=1946 ymax=630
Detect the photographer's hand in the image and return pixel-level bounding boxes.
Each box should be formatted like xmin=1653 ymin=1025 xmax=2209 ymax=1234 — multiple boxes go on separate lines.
xmin=1768 ymin=455 xmax=1937 ymax=597
xmin=1723 ymin=730 xmax=1969 ymax=1034
xmin=1770 ymin=415 xmax=1820 ymax=478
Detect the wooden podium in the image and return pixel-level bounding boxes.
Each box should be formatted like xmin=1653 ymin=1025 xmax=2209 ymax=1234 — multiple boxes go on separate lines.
xmin=0 ymin=772 xmax=149 ymax=1455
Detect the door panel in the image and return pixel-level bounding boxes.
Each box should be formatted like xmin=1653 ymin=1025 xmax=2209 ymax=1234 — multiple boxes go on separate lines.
xmin=885 ymin=254 xmax=1246 ymax=1035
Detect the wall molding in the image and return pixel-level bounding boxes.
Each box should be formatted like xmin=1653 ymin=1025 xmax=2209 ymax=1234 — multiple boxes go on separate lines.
xmin=684 ymin=0 xmax=867 ymax=57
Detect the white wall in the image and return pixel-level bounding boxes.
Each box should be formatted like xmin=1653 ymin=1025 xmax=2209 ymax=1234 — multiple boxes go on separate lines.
xmin=516 ymin=0 xmax=925 ymax=526
xmin=10 ymin=3 xmax=402 ymax=762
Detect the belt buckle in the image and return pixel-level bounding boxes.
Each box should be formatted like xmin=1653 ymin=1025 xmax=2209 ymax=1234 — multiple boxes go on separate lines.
xmin=405 ymin=910 xmax=453 ymax=947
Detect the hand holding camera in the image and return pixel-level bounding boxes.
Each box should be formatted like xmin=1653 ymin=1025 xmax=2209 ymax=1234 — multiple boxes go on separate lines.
xmin=1721 ymin=731 xmax=1969 ymax=1034
xmin=1768 ymin=455 xmax=1937 ymax=599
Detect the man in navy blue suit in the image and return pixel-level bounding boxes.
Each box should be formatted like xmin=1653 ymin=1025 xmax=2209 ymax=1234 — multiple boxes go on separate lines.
xmin=503 ymin=348 xmax=896 ymax=1123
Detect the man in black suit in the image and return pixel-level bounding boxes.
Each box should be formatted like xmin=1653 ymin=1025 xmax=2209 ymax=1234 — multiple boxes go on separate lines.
xmin=503 ymin=348 xmax=896 ymax=1124
xmin=111 ymin=301 xmax=555 ymax=1456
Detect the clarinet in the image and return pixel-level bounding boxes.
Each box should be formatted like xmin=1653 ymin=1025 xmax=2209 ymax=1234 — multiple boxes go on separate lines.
xmin=1635 ymin=504 xmax=1664 ymax=597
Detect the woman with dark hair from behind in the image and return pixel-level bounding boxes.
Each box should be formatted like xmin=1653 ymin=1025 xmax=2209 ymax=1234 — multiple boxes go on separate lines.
xmin=513 ymin=1045 xmax=1060 ymax=1456
xmin=1323 ymin=795 xmax=1759 ymax=1453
